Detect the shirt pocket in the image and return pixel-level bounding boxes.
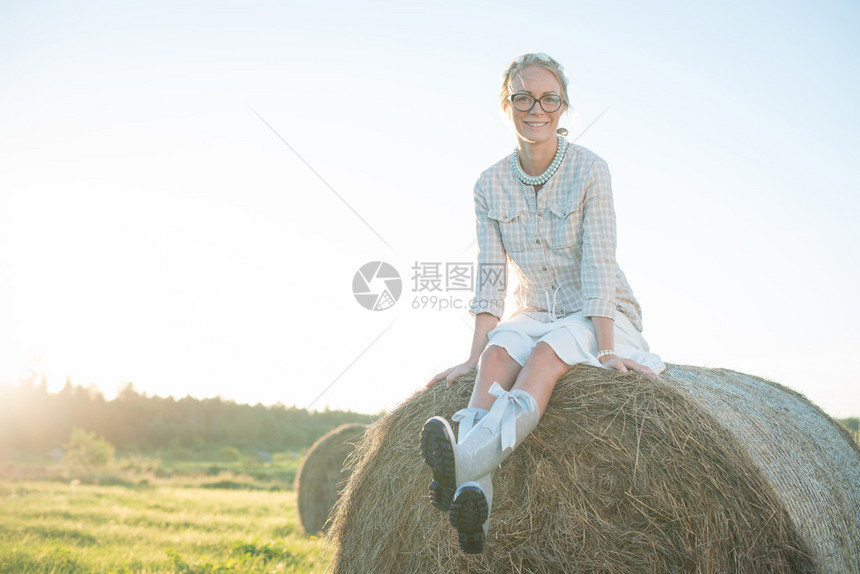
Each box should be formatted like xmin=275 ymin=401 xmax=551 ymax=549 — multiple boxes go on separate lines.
xmin=547 ymin=201 xmax=582 ymax=249
xmin=488 ymin=204 xmax=530 ymax=252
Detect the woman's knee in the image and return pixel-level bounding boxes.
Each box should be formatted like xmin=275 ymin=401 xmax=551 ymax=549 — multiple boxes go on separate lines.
xmin=526 ymin=342 xmax=570 ymax=373
xmin=479 ymin=344 xmax=517 ymax=367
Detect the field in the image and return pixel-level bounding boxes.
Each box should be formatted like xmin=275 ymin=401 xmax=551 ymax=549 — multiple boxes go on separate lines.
xmin=0 ymin=461 xmax=331 ymax=573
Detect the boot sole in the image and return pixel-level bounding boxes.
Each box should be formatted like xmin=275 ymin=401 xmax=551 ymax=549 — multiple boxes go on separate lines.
xmin=449 ymin=485 xmax=489 ymax=554
xmin=419 ymin=417 xmax=456 ymax=512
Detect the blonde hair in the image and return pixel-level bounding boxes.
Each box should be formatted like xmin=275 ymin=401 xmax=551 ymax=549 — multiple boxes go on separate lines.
xmin=500 ymin=53 xmax=570 ymax=114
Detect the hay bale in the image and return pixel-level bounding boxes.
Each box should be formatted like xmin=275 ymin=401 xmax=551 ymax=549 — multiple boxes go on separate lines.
xmin=296 ymin=423 xmax=368 ymax=535
xmin=328 ymin=364 xmax=860 ymax=573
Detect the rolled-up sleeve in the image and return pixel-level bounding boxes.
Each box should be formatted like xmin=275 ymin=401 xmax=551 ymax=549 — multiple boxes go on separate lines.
xmin=580 ymin=158 xmax=618 ymax=321
xmin=469 ymin=179 xmax=507 ymax=319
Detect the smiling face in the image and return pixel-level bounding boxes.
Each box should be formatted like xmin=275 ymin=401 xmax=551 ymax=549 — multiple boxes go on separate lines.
xmin=508 ymin=65 xmax=567 ymax=146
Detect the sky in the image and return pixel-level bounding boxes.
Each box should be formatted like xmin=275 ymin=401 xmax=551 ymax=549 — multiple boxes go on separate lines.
xmin=1 ymin=0 xmax=858 ymax=417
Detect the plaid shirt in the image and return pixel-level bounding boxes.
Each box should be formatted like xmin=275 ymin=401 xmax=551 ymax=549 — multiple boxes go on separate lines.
xmin=469 ymin=141 xmax=645 ymax=331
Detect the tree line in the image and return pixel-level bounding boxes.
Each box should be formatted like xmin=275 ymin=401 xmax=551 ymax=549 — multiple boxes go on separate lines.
xmin=3 ymin=377 xmax=855 ymax=459
xmin=0 ymin=377 xmax=376 ymax=457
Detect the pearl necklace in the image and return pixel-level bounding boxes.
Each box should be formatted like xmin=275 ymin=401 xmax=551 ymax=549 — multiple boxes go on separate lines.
xmin=512 ymin=136 xmax=568 ymax=186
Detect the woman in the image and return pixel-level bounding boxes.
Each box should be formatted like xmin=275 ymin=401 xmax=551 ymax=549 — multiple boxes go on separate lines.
xmin=420 ymin=53 xmax=665 ymax=554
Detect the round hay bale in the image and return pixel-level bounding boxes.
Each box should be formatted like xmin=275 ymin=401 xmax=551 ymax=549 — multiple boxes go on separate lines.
xmin=296 ymin=423 xmax=368 ymax=535
xmin=328 ymin=364 xmax=860 ymax=573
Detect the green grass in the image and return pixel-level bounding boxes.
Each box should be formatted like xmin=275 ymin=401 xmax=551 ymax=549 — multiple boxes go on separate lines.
xmin=1 ymin=451 xmax=305 ymax=492
xmin=0 ymin=480 xmax=330 ymax=573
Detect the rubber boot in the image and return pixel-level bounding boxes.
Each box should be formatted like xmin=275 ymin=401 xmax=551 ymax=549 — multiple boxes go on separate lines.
xmin=448 ymin=383 xmax=540 ymax=553
xmin=453 ymin=383 xmax=540 ymax=483
xmin=455 ymin=407 xmax=490 ymax=442
xmin=449 ymin=472 xmax=494 ymax=553
xmin=420 ymin=407 xmax=488 ymax=512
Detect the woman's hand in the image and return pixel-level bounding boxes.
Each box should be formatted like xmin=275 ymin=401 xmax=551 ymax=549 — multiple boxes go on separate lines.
xmin=599 ymin=356 xmax=660 ymax=380
xmin=426 ymin=361 xmax=477 ymax=389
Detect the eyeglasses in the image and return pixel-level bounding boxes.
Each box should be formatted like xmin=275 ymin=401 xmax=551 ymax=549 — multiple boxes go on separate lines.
xmin=510 ymin=93 xmax=564 ymax=113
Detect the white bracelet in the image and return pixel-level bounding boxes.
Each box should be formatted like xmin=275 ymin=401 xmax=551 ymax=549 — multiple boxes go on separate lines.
xmin=595 ymin=349 xmax=616 ymax=361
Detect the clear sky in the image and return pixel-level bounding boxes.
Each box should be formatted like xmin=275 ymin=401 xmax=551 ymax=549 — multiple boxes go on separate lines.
xmin=1 ymin=0 xmax=858 ymax=417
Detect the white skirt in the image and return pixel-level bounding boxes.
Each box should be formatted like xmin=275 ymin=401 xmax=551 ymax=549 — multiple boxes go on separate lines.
xmin=487 ymin=310 xmax=666 ymax=373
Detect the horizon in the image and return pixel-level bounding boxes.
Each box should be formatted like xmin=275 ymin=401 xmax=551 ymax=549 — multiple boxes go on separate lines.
xmin=4 ymin=376 xmax=858 ymax=422
xmin=1 ymin=376 xmax=385 ymax=415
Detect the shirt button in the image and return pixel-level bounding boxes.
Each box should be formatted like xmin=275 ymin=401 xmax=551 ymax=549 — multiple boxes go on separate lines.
xmin=502 ymin=215 xmax=508 ymax=221
xmin=542 ymin=266 xmax=548 ymax=271
xmin=536 ymin=239 xmax=541 ymax=245
xmin=551 ymin=284 xmax=557 ymax=290
xmin=538 ymin=211 xmax=543 ymax=217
